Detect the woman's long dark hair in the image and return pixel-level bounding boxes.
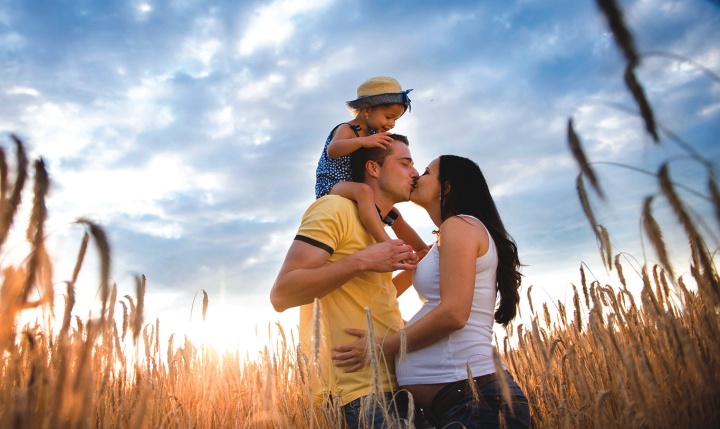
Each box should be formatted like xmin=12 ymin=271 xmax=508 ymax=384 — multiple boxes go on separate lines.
xmin=439 ymin=155 xmax=522 ymax=327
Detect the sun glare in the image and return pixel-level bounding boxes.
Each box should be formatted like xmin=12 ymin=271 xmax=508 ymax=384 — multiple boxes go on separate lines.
xmin=186 ymin=302 xmax=298 ymax=357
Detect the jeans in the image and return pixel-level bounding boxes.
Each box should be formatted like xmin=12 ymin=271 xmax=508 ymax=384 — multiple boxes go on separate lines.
xmin=343 ymin=391 xmax=410 ymax=429
xmin=424 ymin=374 xmax=531 ymax=429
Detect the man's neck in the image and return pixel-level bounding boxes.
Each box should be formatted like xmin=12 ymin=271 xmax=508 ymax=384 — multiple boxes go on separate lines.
xmin=372 ymin=192 xmax=395 ymax=219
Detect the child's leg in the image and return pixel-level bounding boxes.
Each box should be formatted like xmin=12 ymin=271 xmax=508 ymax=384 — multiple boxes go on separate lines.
xmin=329 ymin=182 xmax=392 ymax=243
xmin=390 ymin=207 xmax=429 ymax=252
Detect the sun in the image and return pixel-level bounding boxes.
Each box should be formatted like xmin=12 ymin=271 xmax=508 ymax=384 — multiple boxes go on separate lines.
xmin=186 ymin=302 xmax=299 ymax=357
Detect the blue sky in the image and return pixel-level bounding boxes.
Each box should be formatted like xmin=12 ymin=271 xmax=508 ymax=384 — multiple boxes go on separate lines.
xmin=1 ymin=0 xmax=718 ymax=353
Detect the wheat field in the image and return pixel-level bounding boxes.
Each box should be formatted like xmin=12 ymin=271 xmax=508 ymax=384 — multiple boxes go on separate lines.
xmin=0 ymin=124 xmax=718 ymax=429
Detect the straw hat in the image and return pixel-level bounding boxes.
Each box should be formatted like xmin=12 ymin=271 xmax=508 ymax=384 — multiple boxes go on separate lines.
xmin=345 ymin=76 xmax=413 ymax=111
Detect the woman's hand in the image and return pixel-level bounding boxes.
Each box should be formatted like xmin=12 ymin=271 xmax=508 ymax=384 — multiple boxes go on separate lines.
xmin=415 ymin=246 xmax=431 ymax=262
xmin=332 ymin=328 xmax=377 ymax=373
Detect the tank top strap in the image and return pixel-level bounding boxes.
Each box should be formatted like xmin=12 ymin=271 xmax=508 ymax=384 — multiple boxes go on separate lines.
xmin=328 ymin=122 xmax=362 ymax=140
xmin=347 ymin=123 xmax=362 ymax=137
xmin=456 ymin=214 xmax=480 ymax=222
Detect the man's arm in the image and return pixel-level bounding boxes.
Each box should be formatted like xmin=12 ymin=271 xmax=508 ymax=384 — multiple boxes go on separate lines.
xmin=270 ymin=238 xmax=417 ymax=312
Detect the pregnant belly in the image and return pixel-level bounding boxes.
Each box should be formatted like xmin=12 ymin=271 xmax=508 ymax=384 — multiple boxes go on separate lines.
xmin=400 ymin=383 xmax=448 ymax=408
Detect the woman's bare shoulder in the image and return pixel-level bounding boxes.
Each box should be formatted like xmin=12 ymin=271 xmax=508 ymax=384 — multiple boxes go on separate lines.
xmin=439 ymin=216 xmax=488 ymax=252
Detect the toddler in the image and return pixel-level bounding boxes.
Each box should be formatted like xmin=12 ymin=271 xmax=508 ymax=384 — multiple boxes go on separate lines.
xmin=315 ymin=76 xmax=426 ymax=252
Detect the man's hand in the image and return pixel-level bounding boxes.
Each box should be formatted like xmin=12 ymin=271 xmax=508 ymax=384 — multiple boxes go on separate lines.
xmin=355 ymin=239 xmax=418 ymax=272
xmin=271 ymin=239 xmax=416 ymax=312
xmin=332 ymin=328 xmax=376 ymax=373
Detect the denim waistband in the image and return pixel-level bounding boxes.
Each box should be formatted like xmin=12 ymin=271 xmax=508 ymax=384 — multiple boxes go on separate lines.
xmin=427 ymin=370 xmax=510 ymax=422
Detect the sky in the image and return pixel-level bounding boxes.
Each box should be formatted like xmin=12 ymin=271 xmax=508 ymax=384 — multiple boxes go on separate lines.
xmin=1 ymin=0 xmax=718 ymax=355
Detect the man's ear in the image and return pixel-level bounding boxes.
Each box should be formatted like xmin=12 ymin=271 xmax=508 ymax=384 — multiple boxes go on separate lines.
xmin=365 ymin=160 xmax=380 ymax=178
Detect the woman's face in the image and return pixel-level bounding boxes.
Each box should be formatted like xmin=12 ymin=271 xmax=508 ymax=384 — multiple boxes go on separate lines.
xmin=411 ymin=157 xmax=441 ymax=208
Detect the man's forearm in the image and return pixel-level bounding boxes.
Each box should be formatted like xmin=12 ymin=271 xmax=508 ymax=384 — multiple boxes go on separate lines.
xmin=270 ymin=239 xmax=416 ymax=312
xmin=270 ymin=251 xmax=367 ymax=312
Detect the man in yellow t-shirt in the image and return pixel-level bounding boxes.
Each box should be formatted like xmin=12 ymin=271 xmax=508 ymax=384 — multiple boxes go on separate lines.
xmin=271 ymin=134 xmax=419 ymax=427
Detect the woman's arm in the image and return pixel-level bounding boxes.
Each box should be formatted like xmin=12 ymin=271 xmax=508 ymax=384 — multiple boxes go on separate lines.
xmin=333 ymin=217 xmax=485 ymax=370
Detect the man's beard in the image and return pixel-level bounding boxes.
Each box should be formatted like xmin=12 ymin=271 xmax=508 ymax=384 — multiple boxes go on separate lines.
xmin=378 ymin=176 xmax=411 ymax=204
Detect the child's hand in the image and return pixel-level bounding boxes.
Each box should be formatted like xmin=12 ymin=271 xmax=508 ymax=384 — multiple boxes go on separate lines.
xmin=361 ymin=131 xmax=394 ymax=149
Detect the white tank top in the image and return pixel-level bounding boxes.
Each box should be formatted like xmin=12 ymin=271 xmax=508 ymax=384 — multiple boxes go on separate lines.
xmin=395 ymin=215 xmax=505 ymax=385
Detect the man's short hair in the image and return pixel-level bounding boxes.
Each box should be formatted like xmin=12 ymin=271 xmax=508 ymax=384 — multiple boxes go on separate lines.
xmin=351 ymin=134 xmax=410 ymax=183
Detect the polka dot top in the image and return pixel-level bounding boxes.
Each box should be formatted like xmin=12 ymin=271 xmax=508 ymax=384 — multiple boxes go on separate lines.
xmin=314 ymin=123 xmax=362 ymax=199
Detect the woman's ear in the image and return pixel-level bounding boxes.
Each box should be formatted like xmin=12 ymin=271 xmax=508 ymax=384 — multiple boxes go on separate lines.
xmin=442 ymin=181 xmax=451 ymax=197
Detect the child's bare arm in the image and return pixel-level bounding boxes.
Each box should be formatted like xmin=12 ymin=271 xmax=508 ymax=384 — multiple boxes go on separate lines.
xmin=390 ymin=208 xmax=429 ymax=253
xmin=329 ymin=181 xmax=392 ymax=244
xmin=327 ymin=126 xmax=395 ymax=158
xmin=393 ymin=270 xmax=414 ymax=297
xmin=393 ymin=246 xmax=430 ymax=297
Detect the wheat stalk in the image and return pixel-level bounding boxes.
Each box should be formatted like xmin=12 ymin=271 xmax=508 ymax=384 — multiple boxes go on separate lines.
xmin=77 ymin=219 xmax=112 ymax=320
xmin=709 ymin=175 xmax=720 ymax=233
xmin=623 ymin=65 xmax=659 ymax=142
xmin=641 ymin=196 xmax=675 ymax=281
xmin=568 ymin=119 xmax=604 ymax=198
xmin=0 ymin=135 xmax=28 ymax=250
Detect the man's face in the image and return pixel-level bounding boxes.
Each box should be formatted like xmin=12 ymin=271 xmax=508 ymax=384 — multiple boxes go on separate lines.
xmin=376 ymin=141 xmax=419 ymax=204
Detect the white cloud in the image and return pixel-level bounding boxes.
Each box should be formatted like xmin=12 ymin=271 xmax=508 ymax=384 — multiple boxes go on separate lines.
xmin=208 ymin=106 xmax=235 ymax=139
xmin=183 ymin=37 xmax=221 ymax=68
xmin=18 ymin=77 xmax=173 ymax=162
xmin=210 ymin=107 xmax=273 ymax=146
xmin=241 ymin=228 xmax=296 ymax=269
xmin=20 ymin=102 xmax=94 ymax=159
xmin=6 ymin=86 xmax=40 ymax=97
xmin=491 ymin=155 xmax=576 ymax=198
xmin=127 ymin=77 xmax=169 ymax=104
xmin=48 ymin=153 xmax=225 ymax=228
xmin=179 ymin=15 xmax=224 ymax=77
xmin=438 ymin=11 xmax=478 ymax=27
xmin=277 ymin=46 xmax=357 ymax=95
xmin=695 ymin=47 xmax=720 ymax=74
xmin=0 ymin=32 xmax=26 ymax=50
xmin=492 ymin=13 xmax=512 ymax=30
xmin=632 ymin=0 xmax=686 ymax=21
xmin=237 ymin=73 xmax=285 ymax=101
xmin=296 ymin=67 xmax=321 ymax=90
xmin=125 ymin=219 xmax=184 ymax=239
xmin=132 ymin=1 xmax=153 ymax=20
xmin=529 ymin=24 xmax=561 ymax=56
xmin=237 ymin=0 xmax=333 ymax=56
xmin=699 ymin=102 xmax=720 ymax=118
xmin=574 ymin=104 xmax=643 ymax=155
xmin=251 ymin=126 xmax=271 ymax=145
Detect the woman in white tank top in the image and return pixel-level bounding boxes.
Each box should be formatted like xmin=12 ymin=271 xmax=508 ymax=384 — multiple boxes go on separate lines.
xmin=333 ymin=155 xmax=530 ymax=428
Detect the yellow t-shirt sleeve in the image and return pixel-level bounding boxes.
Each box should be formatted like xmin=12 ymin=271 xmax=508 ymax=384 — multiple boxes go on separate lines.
xmin=295 ymin=196 xmax=353 ymax=254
